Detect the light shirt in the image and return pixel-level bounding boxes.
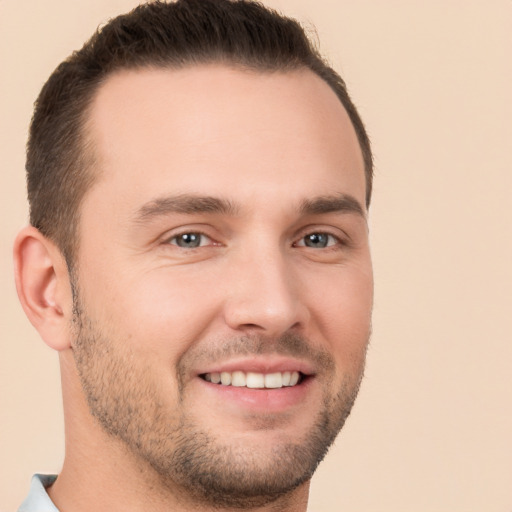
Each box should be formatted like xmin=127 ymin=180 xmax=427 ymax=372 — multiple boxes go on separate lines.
xmin=18 ymin=474 xmax=59 ymax=512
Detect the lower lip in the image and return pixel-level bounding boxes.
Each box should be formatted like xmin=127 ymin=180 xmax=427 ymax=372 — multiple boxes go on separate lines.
xmin=198 ymin=376 xmax=314 ymax=413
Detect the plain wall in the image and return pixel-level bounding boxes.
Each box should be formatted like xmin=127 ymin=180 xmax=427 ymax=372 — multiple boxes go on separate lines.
xmin=1 ymin=1 xmax=511 ymax=510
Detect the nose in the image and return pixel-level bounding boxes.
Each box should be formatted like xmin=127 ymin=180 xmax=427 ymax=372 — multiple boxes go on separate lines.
xmin=222 ymin=247 xmax=309 ymax=337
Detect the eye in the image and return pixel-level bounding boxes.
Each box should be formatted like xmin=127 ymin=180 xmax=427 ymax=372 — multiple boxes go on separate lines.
xmin=296 ymin=232 xmax=339 ymax=249
xmin=168 ymin=232 xmax=212 ymax=248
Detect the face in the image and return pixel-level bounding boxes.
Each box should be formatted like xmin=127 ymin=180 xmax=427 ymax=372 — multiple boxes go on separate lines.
xmin=72 ymin=66 xmax=373 ymax=507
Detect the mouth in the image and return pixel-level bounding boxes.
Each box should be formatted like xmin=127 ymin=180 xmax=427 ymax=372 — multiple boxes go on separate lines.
xmin=196 ymin=362 xmax=316 ymax=412
xmin=200 ymin=370 xmax=306 ymax=389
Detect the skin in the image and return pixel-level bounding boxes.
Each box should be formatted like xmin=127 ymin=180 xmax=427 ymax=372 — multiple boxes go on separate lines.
xmin=14 ymin=65 xmax=373 ymax=512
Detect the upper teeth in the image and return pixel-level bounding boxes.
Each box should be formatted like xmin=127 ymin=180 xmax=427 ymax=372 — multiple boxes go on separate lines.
xmin=203 ymin=371 xmax=300 ymax=389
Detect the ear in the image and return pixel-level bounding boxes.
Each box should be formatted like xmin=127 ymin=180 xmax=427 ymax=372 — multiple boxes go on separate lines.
xmin=13 ymin=225 xmax=73 ymax=351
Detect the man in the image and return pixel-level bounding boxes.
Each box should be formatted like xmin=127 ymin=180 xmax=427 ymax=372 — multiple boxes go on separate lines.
xmin=14 ymin=0 xmax=373 ymax=510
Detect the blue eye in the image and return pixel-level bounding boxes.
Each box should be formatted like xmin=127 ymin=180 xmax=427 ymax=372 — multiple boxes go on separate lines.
xmin=170 ymin=232 xmax=208 ymax=248
xmin=299 ymin=233 xmax=338 ymax=249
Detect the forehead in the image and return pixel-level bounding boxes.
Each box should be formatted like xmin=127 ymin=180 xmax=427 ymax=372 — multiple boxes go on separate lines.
xmin=84 ymin=65 xmax=365 ymax=213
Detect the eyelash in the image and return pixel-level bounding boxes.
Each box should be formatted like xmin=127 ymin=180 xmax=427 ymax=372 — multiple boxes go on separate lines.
xmin=165 ymin=230 xmax=346 ymax=250
xmin=293 ymin=232 xmax=344 ymax=249
xmin=167 ymin=231 xmax=215 ymax=249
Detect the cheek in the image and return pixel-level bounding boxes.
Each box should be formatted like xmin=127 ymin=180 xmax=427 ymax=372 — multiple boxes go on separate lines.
xmin=308 ymin=263 xmax=373 ymax=365
xmin=97 ymin=268 xmax=223 ymax=358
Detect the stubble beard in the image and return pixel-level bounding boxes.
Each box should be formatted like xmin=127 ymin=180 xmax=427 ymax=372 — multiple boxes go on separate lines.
xmin=71 ymin=292 xmax=367 ymax=509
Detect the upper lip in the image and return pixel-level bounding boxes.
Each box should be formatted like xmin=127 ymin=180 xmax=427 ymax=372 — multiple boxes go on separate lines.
xmin=196 ymin=356 xmax=316 ymax=376
xmin=195 ymin=356 xmax=316 ymax=377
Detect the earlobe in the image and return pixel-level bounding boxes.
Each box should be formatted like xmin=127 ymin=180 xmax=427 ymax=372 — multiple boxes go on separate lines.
xmin=13 ymin=226 xmax=73 ymax=351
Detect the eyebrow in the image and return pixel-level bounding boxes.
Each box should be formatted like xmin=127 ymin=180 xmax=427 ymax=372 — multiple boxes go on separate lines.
xmin=134 ymin=194 xmax=240 ymax=222
xmin=133 ymin=192 xmax=365 ymax=223
xmin=299 ymin=194 xmax=366 ymax=218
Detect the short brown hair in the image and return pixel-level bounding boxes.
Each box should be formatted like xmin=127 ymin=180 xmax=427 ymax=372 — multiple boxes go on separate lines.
xmin=27 ymin=0 xmax=373 ymax=265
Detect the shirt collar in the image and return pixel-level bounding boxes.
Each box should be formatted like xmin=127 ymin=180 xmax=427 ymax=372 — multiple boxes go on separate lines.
xmin=18 ymin=474 xmax=59 ymax=512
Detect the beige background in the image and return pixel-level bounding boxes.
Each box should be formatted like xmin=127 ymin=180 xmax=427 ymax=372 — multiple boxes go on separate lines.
xmin=1 ymin=1 xmax=511 ymax=511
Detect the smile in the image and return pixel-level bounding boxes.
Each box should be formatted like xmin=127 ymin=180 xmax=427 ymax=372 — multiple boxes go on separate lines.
xmin=201 ymin=371 xmax=303 ymax=389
